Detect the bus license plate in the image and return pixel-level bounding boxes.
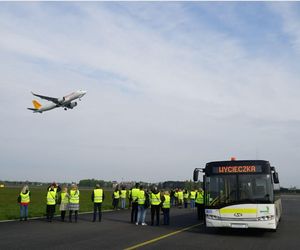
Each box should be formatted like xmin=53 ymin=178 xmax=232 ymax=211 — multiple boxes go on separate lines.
xmin=231 ymin=223 xmax=248 ymax=228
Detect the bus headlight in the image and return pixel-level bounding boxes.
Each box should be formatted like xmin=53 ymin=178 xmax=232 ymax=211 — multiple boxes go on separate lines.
xmin=257 ymin=215 xmax=274 ymax=221
xmin=206 ymin=214 xmax=221 ymax=220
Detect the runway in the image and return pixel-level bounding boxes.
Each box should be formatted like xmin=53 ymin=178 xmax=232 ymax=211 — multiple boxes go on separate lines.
xmin=0 ymin=195 xmax=299 ymax=250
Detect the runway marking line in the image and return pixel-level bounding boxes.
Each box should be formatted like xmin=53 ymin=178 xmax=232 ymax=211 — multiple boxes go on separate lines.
xmin=124 ymin=223 xmax=203 ymax=250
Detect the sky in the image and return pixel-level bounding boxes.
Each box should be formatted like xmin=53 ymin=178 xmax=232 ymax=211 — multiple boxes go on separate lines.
xmin=0 ymin=2 xmax=300 ymax=187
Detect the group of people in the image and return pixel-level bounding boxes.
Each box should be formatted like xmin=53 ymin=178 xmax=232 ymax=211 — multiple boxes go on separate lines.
xmin=129 ymin=184 xmax=205 ymax=226
xmin=17 ymin=183 xmax=205 ymax=224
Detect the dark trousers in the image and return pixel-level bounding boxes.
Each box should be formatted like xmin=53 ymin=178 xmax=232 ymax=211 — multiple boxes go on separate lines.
xmin=151 ymin=205 xmax=160 ymax=225
xmin=184 ymin=201 xmax=188 ymax=208
xmin=131 ymin=202 xmax=138 ymax=223
xmin=196 ymin=203 xmax=204 ymax=220
xmin=93 ymin=203 xmax=102 ymax=222
xmin=112 ymin=198 xmax=119 ymax=210
xmin=69 ymin=210 xmax=78 ymax=222
xmin=46 ymin=205 xmax=55 ymax=222
xmin=61 ymin=211 xmax=66 ymax=221
xmin=162 ymin=208 xmax=170 ymax=225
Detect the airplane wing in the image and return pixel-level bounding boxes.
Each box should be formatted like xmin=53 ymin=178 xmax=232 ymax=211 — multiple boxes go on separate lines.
xmin=31 ymin=92 xmax=60 ymax=104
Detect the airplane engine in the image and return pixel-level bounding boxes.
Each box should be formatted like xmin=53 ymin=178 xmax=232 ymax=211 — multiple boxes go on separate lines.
xmin=69 ymin=101 xmax=77 ymax=109
xmin=58 ymin=97 xmax=65 ymax=103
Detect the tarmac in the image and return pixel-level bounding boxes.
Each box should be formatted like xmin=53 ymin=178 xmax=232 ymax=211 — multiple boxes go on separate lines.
xmin=0 ymin=195 xmax=299 ymax=250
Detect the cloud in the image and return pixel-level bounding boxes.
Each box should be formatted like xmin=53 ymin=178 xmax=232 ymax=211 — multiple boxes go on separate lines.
xmin=0 ymin=2 xmax=299 ymax=187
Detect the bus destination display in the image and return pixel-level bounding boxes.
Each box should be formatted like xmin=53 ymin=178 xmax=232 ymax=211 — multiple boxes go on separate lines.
xmin=212 ymin=165 xmax=262 ymax=174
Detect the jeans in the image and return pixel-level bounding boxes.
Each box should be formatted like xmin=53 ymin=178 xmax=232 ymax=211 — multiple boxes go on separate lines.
xmin=20 ymin=205 xmax=28 ymax=219
xmin=137 ymin=205 xmax=147 ymax=224
xmin=190 ymin=199 xmax=195 ymax=208
xmin=121 ymin=198 xmax=126 ymax=209
xmin=162 ymin=208 xmax=170 ymax=225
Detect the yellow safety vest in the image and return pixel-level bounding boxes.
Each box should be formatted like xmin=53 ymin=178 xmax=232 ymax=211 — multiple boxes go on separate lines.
xmin=131 ymin=188 xmax=140 ymax=202
xmin=151 ymin=193 xmax=161 ymax=205
xmin=114 ymin=191 xmax=120 ymax=199
xmin=94 ymin=189 xmax=103 ymax=203
xmin=138 ymin=190 xmax=145 ymax=205
xmin=184 ymin=192 xmax=189 ymax=199
xmin=60 ymin=192 xmax=69 ymax=204
xmin=47 ymin=190 xmax=57 ymax=205
xmin=120 ymin=190 xmax=127 ymax=199
xmin=70 ymin=190 xmax=80 ymax=204
xmin=195 ymin=191 xmax=204 ymax=204
xmin=178 ymin=191 xmax=184 ymax=200
xmin=190 ymin=191 xmax=196 ymax=199
xmin=162 ymin=195 xmax=170 ymax=209
xmin=20 ymin=192 xmax=30 ymax=203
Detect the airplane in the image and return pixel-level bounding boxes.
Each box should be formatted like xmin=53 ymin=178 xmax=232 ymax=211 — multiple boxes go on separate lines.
xmin=27 ymin=90 xmax=87 ymax=113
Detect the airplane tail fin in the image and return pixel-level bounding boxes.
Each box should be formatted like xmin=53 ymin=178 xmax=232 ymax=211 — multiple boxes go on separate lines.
xmin=32 ymin=100 xmax=42 ymax=109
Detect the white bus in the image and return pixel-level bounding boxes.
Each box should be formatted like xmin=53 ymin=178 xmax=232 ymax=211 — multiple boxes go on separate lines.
xmin=193 ymin=160 xmax=282 ymax=230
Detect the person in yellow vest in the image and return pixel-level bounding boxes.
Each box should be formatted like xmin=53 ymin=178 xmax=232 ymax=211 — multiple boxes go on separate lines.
xmin=112 ymin=186 xmax=120 ymax=210
xmin=17 ymin=185 xmax=31 ymax=221
xmin=150 ymin=186 xmax=161 ymax=226
xmin=195 ymin=188 xmax=204 ymax=220
xmin=91 ymin=184 xmax=105 ymax=222
xmin=183 ymin=189 xmax=189 ymax=208
xmin=46 ymin=183 xmax=60 ymax=222
xmin=174 ymin=188 xmax=178 ymax=206
xmin=136 ymin=185 xmax=149 ymax=226
xmin=161 ymin=190 xmax=171 ymax=225
xmin=59 ymin=187 xmax=69 ymax=222
xmin=128 ymin=189 xmax=132 ymax=209
xmin=130 ymin=183 xmax=140 ymax=223
xmin=189 ymin=189 xmax=196 ymax=209
xmin=120 ymin=186 xmax=127 ymax=209
xmin=177 ymin=189 xmax=184 ymax=208
xmin=69 ymin=183 xmax=80 ymax=223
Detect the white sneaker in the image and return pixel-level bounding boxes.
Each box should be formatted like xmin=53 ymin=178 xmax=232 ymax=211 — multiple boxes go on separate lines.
xmin=142 ymin=222 xmax=147 ymax=226
xmin=135 ymin=222 xmax=139 ymax=225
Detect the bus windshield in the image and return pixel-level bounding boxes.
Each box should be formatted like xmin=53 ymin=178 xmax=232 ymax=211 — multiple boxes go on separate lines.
xmin=205 ymin=174 xmax=274 ymax=207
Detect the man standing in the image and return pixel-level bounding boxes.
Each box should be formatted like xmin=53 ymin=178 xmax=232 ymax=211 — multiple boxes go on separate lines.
xmin=92 ymin=184 xmax=105 ymax=222
xmin=195 ymin=188 xmax=204 ymax=220
xmin=150 ymin=186 xmax=161 ymax=226
xmin=136 ymin=185 xmax=148 ymax=226
xmin=130 ymin=183 xmax=140 ymax=223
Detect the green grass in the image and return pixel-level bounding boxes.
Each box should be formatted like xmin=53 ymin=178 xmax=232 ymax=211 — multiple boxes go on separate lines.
xmin=0 ymin=187 xmax=115 ymax=220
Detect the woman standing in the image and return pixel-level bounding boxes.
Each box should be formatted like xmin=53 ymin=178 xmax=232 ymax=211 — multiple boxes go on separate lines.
xmin=17 ymin=185 xmax=31 ymax=221
xmin=69 ymin=184 xmax=80 ymax=223
xmin=112 ymin=186 xmax=120 ymax=210
xmin=59 ymin=187 xmax=69 ymax=222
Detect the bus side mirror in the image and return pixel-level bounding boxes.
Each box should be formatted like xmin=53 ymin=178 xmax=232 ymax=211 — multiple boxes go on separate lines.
xmin=193 ymin=169 xmax=199 ymax=182
xmin=273 ymin=172 xmax=279 ymax=184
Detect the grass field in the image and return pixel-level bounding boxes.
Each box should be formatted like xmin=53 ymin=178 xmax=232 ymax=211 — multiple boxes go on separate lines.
xmin=0 ymin=187 xmax=116 ymax=221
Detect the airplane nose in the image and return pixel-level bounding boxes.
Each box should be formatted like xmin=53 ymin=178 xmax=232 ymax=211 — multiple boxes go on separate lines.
xmin=81 ymin=90 xmax=87 ymax=95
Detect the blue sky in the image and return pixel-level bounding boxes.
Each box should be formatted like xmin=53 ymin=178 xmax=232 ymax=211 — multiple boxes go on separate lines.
xmin=0 ymin=2 xmax=300 ymax=187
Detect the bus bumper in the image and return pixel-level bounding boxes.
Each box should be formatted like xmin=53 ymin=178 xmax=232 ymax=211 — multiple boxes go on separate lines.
xmin=205 ymin=218 xmax=277 ymax=229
